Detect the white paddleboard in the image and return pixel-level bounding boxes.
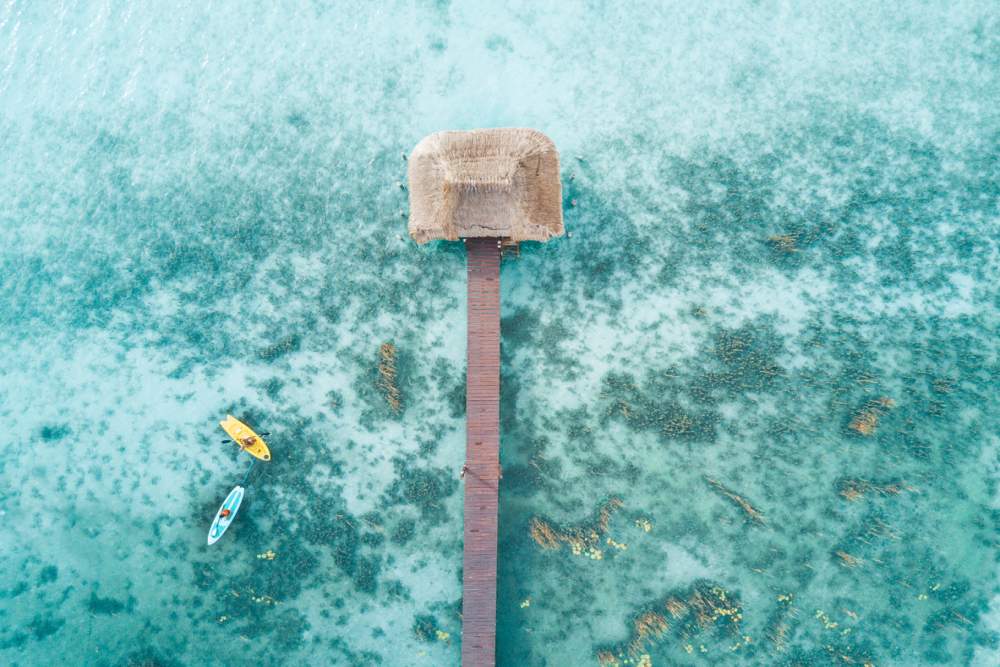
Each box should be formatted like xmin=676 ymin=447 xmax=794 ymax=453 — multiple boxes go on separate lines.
xmin=207 ymin=485 xmax=244 ymax=545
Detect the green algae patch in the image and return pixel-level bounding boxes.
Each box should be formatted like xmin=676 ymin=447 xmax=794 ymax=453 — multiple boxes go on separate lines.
xmin=295 ymin=498 xmax=380 ymax=594
xmin=38 ymin=424 xmax=72 ymax=442
xmin=412 ymin=613 xmax=451 ymax=644
xmin=706 ymin=322 xmax=786 ymax=395
xmin=390 ymin=517 xmax=417 ymax=545
xmin=118 ymin=648 xmax=184 ymax=667
xmin=382 ymin=459 xmax=457 ymax=526
xmin=28 ymin=614 xmax=65 ymax=640
xmin=269 ymin=608 xmax=311 ymax=650
xmin=600 ymin=371 xmax=717 ymax=444
xmin=86 ymin=592 xmax=135 ymax=615
xmin=257 ymin=334 xmax=302 ymax=361
xmin=37 ymin=566 xmax=58 ymax=585
xmin=0 ymin=632 xmax=28 ymax=650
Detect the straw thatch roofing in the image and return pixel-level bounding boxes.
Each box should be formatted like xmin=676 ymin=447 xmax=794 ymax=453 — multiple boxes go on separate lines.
xmin=407 ymin=128 xmax=564 ymax=244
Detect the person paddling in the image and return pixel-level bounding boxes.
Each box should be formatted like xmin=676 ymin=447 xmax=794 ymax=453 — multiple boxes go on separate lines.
xmin=219 ymin=508 xmax=232 ymax=520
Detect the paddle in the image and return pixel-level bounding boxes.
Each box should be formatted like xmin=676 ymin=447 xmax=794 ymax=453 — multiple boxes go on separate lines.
xmin=221 ymin=432 xmax=269 ymax=444
xmin=241 ymin=459 xmax=256 ymax=485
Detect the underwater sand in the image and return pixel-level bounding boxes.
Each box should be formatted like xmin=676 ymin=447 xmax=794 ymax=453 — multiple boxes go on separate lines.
xmin=1 ymin=1 xmax=998 ymax=665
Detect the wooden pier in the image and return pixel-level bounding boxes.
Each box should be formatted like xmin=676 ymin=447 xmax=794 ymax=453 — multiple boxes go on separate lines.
xmin=406 ymin=128 xmax=563 ymax=665
xmin=461 ymin=237 xmax=502 ymax=666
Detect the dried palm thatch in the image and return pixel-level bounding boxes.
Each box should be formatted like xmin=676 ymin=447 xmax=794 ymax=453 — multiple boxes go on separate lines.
xmin=849 ymin=397 xmax=895 ymax=436
xmin=407 ymin=128 xmax=564 ymax=243
xmin=596 ymin=584 xmax=743 ymax=664
xmin=767 ymin=234 xmax=799 ymax=252
xmin=529 ymin=518 xmax=561 ymax=550
xmin=834 ymin=550 xmax=863 ymax=568
xmin=838 ymin=478 xmax=911 ymax=501
xmin=595 ymin=650 xmax=620 ymax=666
xmin=377 ymin=342 xmax=401 ymax=412
xmin=664 ymin=597 xmax=688 ymax=619
xmin=528 ymin=497 xmax=624 ymax=557
xmin=705 ymin=476 xmax=766 ymax=525
xmin=627 ymin=612 xmax=668 ymax=657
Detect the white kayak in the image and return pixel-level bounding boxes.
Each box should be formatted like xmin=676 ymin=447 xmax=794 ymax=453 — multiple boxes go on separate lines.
xmin=207 ymin=485 xmax=244 ymax=545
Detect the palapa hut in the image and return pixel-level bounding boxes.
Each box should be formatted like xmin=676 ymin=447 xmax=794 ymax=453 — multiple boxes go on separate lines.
xmin=406 ymin=128 xmax=563 ymax=667
xmin=407 ymin=128 xmax=564 ymax=244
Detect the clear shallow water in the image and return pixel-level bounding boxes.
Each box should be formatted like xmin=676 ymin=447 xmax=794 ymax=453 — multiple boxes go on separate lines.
xmin=1 ymin=1 xmax=998 ymax=665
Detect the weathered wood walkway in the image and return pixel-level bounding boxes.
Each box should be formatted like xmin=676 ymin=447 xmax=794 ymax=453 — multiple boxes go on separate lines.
xmin=462 ymin=238 xmax=501 ymax=667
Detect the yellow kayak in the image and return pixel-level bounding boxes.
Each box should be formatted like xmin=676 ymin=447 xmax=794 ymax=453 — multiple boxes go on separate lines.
xmin=220 ymin=415 xmax=271 ymax=461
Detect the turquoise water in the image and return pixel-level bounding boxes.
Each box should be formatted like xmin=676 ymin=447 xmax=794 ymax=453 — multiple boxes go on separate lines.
xmin=1 ymin=1 xmax=998 ymax=665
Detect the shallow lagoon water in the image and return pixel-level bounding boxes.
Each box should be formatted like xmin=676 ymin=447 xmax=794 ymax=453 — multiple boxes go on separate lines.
xmin=1 ymin=1 xmax=998 ymax=665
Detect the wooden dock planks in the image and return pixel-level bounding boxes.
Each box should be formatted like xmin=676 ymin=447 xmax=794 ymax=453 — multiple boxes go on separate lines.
xmin=461 ymin=238 xmax=501 ymax=667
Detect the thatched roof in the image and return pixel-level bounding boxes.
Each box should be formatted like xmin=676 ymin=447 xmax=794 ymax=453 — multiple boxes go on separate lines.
xmin=407 ymin=128 xmax=564 ymax=244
